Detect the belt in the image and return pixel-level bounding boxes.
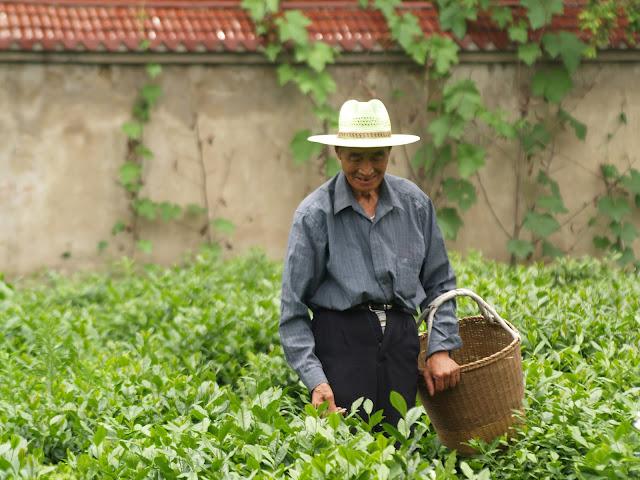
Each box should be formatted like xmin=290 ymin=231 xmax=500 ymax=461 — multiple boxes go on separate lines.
xmin=353 ymin=302 xmax=395 ymax=312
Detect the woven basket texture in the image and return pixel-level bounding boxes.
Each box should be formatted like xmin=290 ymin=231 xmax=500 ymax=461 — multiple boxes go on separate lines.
xmin=417 ymin=315 xmax=525 ymax=455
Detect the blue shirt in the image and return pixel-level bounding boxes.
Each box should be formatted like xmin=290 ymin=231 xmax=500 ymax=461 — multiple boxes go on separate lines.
xmin=279 ymin=171 xmax=462 ymax=391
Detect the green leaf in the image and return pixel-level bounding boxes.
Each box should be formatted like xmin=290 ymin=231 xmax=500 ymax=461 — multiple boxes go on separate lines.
xmin=146 ymin=63 xmax=162 ymax=79
xmin=558 ymin=109 xmax=587 ymax=140
xmin=112 ymin=220 xmax=126 ymax=235
xmin=531 ymin=67 xmax=572 ymax=103
xmin=159 ymin=202 xmax=182 ymax=222
xmin=443 ymin=79 xmax=482 ymax=120
xmin=122 ymin=121 xmax=143 ymax=140
xmin=264 ymin=43 xmax=281 ymax=62
xmin=135 ymin=144 xmax=154 ymax=159
xmin=119 ymin=162 xmax=142 ymax=188
xmin=212 ymin=218 xmax=235 ymax=235
xmin=141 ymin=85 xmax=162 ymax=107
xmin=394 ymin=13 xmax=424 ymax=52
xmin=438 ymin=0 xmax=476 ymax=39
xmin=437 ymin=207 xmax=463 ymax=240
xmin=443 ymin=177 xmax=477 ymax=211
xmin=428 ymin=115 xmax=453 ymax=148
xmin=276 ymin=10 xmax=311 ymax=46
xmin=610 ymin=221 xmax=638 ymax=243
xmin=522 ymin=0 xmax=564 ymax=30
xmin=389 ymin=391 xmax=407 ymax=417
xmin=522 ymin=123 xmax=551 ymax=155
xmin=303 ymin=42 xmax=335 ymax=72
xmin=508 ymin=22 xmax=528 ymax=43
xmin=542 ymin=240 xmax=563 ymax=258
xmin=518 ymin=43 xmax=542 ymax=65
xmin=137 ymin=239 xmax=153 ymax=254
xmin=507 ymin=239 xmax=534 ymax=259
xmin=600 ymin=164 xmax=619 ymax=180
xmin=523 ymin=211 xmax=560 ymax=237
xmin=276 ymin=64 xmax=295 ymax=86
xmin=411 ymin=144 xmax=436 ymax=171
xmin=536 ymin=171 xmax=568 ymax=213
xmin=97 ymin=240 xmax=108 ymax=252
xmin=325 ymin=157 xmax=341 ymax=177
xmin=622 ymin=169 xmax=640 ymax=194
xmin=426 ymin=36 xmax=459 ymax=74
xmin=491 ymin=7 xmax=513 ymax=29
xmin=597 ymin=196 xmax=631 ymax=222
xmin=186 ymin=203 xmax=207 ymax=216
xmin=541 ymin=32 xmax=587 ymax=73
xmin=134 ymin=199 xmax=157 ymax=220
xmin=456 ymin=143 xmax=485 ymax=178
xmin=460 ymin=461 xmax=475 ymax=479
xmin=593 ymin=235 xmax=611 ymax=250
xmin=293 ymin=69 xmax=337 ymax=105
xmin=568 ymin=425 xmax=591 ymax=448
xmin=616 ymin=246 xmax=636 ymax=266
xmin=290 ymin=129 xmax=323 ymax=165
xmin=241 ymin=0 xmax=279 ymax=22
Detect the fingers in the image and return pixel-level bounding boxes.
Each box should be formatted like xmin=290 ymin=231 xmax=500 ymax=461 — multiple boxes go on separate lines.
xmin=311 ymin=383 xmax=346 ymax=415
xmin=424 ymin=368 xmax=435 ymax=397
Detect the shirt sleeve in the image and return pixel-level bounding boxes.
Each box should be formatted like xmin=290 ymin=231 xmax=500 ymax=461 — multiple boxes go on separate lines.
xmin=419 ymin=197 xmax=463 ymax=356
xmin=279 ymin=210 xmax=328 ymax=392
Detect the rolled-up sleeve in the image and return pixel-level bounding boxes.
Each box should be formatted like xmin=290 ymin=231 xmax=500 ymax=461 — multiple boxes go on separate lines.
xmin=419 ymin=198 xmax=463 ymax=356
xmin=279 ymin=210 xmax=328 ymax=391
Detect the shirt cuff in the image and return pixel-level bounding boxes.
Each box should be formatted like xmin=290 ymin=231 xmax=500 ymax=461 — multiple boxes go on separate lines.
xmin=426 ymin=333 xmax=463 ymax=357
xmin=300 ymin=365 xmax=328 ymax=392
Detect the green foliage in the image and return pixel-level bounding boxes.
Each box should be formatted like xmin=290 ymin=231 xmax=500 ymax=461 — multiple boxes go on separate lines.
xmin=1 ymin=252 xmax=639 ymax=477
xmin=521 ymin=0 xmax=564 ymax=30
xmin=437 ymin=207 xmax=464 ymax=240
xmin=531 ymin=67 xmax=573 ymax=103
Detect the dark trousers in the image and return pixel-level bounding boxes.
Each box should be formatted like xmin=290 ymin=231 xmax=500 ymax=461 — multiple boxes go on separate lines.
xmin=311 ymin=307 xmax=420 ymax=427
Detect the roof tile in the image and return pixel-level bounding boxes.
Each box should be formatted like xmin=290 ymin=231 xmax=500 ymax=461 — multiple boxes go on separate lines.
xmin=0 ymin=1 xmax=637 ymax=54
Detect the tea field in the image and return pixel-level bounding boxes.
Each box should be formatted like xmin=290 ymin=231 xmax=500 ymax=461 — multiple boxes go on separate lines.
xmin=0 ymin=251 xmax=638 ymax=479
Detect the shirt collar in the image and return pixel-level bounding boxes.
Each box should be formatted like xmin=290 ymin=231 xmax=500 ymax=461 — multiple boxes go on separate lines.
xmin=333 ymin=171 xmax=404 ymax=216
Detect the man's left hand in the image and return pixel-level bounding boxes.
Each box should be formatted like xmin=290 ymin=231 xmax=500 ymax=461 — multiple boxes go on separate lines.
xmin=423 ymin=351 xmax=461 ymax=396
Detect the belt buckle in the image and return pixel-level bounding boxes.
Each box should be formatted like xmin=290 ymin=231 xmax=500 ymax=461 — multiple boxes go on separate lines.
xmin=368 ymin=303 xmax=392 ymax=312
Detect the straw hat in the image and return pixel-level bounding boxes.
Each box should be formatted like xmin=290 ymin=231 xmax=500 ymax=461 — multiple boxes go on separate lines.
xmin=307 ymin=99 xmax=420 ymax=148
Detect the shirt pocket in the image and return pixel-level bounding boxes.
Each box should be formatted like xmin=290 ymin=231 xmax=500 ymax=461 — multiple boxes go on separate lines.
xmin=395 ymin=255 xmax=420 ymax=299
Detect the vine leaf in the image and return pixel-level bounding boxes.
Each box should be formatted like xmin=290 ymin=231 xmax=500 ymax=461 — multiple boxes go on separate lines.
xmin=542 ymin=240 xmax=563 ymax=258
xmin=290 ymin=129 xmax=322 ymax=165
xmin=122 ymin=122 xmax=143 ymax=140
xmin=593 ymin=236 xmax=610 ymax=250
xmin=159 ymin=202 xmax=182 ymax=222
xmin=141 ymin=85 xmax=162 ymax=107
xmin=119 ymin=162 xmax=142 ymax=189
xmin=541 ymin=32 xmax=587 ymax=73
xmin=276 ymin=10 xmax=311 ymax=46
xmin=622 ymin=169 xmax=640 ymax=194
xmin=491 ymin=7 xmax=512 ymax=29
xmin=443 ymin=80 xmax=482 ymax=121
xmin=536 ymin=171 xmax=568 ymax=214
xmin=558 ymin=109 xmax=587 ymax=140
xmin=145 ymin=63 xmax=162 ymax=79
xmin=522 ymin=0 xmax=564 ymax=30
xmin=241 ymin=0 xmax=279 ymax=22
xmin=457 ymin=143 xmax=485 ymax=178
xmin=522 ymin=123 xmax=551 ymax=155
xmin=437 ymin=207 xmax=463 ymax=240
xmin=301 ymin=42 xmax=336 ymax=72
xmin=437 ymin=0 xmax=477 ymax=39
xmin=442 ymin=178 xmax=477 ymax=211
xmin=508 ymin=239 xmax=534 ymax=259
xmin=531 ymin=67 xmax=572 ymax=103
xmin=426 ymin=36 xmax=460 ymax=74
xmin=610 ymin=221 xmax=639 ymax=243
xmin=137 ymin=239 xmax=153 ymax=254
xmin=523 ymin=211 xmax=560 ymax=237
xmin=597 ymin=196 xmax=631 ymax=222
xmin=212 ymin=218 xmax=235 ymax=235
xmin=518 ymin=43 xmax=542 ymax=65
xmin=508 ymin=22 xmax=528 ymax=43
xmin=134 ymin=199 xmax=157 ymax=221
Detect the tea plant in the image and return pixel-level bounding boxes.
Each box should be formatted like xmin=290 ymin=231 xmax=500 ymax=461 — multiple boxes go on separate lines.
xmin=0 ymin=251 xmax=638 ymax=478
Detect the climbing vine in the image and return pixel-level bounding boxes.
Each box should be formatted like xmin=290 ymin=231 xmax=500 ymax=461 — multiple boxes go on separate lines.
xmin=241 ymin=0 xmax=639 ymax=268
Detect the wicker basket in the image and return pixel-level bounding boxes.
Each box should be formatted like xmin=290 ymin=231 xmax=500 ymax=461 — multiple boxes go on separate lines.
xmin=417 ymin=289 xmax=524 ymax=456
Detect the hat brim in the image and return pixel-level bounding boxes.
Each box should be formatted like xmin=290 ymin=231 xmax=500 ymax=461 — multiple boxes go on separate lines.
xmin=307 ymin=134 xmax=420 ymax=148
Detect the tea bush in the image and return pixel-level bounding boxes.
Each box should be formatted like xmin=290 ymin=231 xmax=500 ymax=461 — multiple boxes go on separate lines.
xmin=0 ymin=251 xmax=638 ymax=479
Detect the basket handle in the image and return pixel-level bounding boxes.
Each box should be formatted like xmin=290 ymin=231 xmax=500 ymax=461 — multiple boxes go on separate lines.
xmin=416 ymin=288 xmax=520 ymax=344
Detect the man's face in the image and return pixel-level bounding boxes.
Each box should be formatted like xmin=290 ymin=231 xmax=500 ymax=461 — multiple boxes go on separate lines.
xmin=336 ymin=146 xmax=391 ymax=195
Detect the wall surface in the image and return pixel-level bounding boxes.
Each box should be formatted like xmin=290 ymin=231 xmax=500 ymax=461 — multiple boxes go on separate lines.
xmin=1 ymin=61 xmax=639 ymax=277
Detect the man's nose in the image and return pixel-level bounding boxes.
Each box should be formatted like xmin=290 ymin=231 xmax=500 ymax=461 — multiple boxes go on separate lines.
xmin=358 ymin=161 xmax=374 ymax=175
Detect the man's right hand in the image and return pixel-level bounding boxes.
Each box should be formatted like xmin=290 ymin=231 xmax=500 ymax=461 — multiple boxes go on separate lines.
xmin=311 ymin=383 xmax=347 ymax=415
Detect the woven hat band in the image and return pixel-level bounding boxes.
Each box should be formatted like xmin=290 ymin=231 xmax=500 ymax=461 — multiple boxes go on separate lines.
xmin=337 ymin=131 xmax=392 ymax=139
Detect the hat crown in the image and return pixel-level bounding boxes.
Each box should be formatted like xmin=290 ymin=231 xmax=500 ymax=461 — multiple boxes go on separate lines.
xmin=338 ymin=99 xmax=392 ymax=134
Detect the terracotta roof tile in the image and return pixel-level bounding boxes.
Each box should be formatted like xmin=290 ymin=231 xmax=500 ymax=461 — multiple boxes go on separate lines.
xmin=0 ymin=0 xmax=637 ymax=54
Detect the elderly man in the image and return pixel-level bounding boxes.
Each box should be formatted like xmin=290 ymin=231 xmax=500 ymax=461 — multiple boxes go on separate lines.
xmin=280 ymin=99 xmax=462 ymax=426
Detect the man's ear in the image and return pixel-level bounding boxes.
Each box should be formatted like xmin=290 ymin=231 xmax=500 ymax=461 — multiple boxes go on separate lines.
xmin=334 ymin=146 xmax=341 ymax=157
